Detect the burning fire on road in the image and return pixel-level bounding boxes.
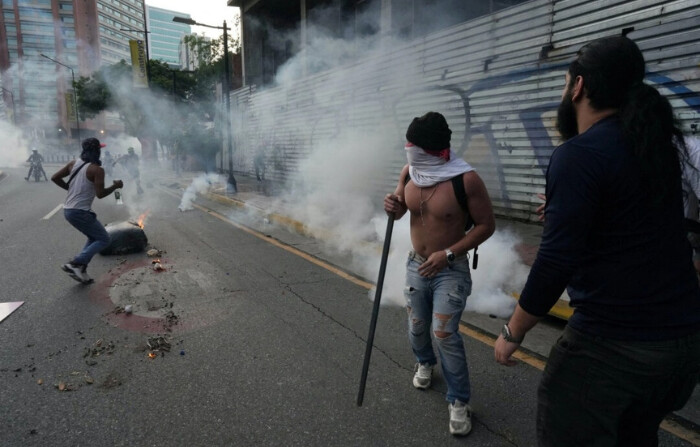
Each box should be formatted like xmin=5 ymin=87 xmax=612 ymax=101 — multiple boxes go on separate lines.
xmin=136 ymin=210 xmax=150 ymax=229
xmin=100 ymin=211 xmax=150 ymax=255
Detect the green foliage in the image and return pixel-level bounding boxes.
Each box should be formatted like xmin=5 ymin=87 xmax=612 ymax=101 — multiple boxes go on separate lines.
xmin=74 ymin=60 xmax=131 ymax=120
xmin=73 ymin=22 xmax=242 ymax=166
xmin=178 ymin=118 xmax=222 ymax=172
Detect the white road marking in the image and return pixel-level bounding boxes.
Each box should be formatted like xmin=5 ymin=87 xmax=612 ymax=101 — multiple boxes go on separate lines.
xmin=42 ymin=203 xmax=63 ymax=220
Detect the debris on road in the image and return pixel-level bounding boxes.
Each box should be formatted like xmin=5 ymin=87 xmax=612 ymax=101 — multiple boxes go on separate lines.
xmin=151 ymin=259 xmax=165 ymax=271
xmin=164 ymin=310 xmax=179 ymax=331
xmin=83 ymin=338 xmax=116 ymax=359
xmin=146 ymin=248 xmax=162 ymax=257
xmin=55 ymin=381 xmax=77 ymax=392
xmin=147 ymin=335 xmax=171 ymax=352
xmin=101 ymin=373 xmax=122 ymax=388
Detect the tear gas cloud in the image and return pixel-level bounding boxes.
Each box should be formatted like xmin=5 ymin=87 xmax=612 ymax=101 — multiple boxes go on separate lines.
xmin=0 ymin=37 xmax=222 ymax=224
xmin=0 ymin=121 xmax=28 ymax=167
xmin=254 ymin=4 xmax=530 ymax=318
xmin=0 ymin=58 xmax=58 ymax=167
xmin=0 ymin=5 xmax=533 ymax=318
xmin=179 ymin=173 xmax=222 ymax=211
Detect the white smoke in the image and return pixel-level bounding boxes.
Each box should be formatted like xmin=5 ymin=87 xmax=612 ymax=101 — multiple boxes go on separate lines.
xmin=0 ymin=56 xmax=62 ymax=167
xmin=467 ymin=229 xmax=527 ymax=317
xmin=358 ymin=220 xmax=525 ymax=318
xmin=0 ymin=121 xmax=29 ymax=167
xmin=179 ymin=173 xmax=222 ymax=211
xmin=244 ymin=14 xmax=531 ymax=318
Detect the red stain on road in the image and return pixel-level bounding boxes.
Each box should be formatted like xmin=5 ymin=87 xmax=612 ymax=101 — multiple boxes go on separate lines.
xmin=88 ymin=258 xmax=202 ymax=334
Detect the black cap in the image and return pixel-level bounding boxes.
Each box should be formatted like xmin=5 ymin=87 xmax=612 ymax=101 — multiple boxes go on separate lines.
xmin=80 ymin=138 xmax=103 ymax=165
xmin=82 ymin=137 xmax=106 ymax=151
xmin=406 ymin=112 xmax=452 ymax=152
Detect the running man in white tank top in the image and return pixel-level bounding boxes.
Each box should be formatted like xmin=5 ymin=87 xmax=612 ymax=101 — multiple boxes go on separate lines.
xmin=51 ymin=138 xmax=123 ymax=284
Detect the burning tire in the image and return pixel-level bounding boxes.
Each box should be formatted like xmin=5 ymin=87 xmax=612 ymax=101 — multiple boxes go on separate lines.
xmin=100 ymin=221 xmax=148 ymax=255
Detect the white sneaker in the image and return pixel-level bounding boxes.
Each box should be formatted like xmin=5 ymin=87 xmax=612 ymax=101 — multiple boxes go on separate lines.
xmin=62 ymin=263 xmax=91 ymax=284
xmin=79 ymin=265 xmax=93 ymax=283
xmin=448 ymin=400 xmax=473 ymax=436
xmin=412 ymin=362 xmax=433 ymax=389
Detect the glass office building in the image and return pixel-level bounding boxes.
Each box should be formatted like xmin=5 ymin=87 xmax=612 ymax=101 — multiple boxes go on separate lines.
xmin=146 ymin=6 xmax=191 ymax=69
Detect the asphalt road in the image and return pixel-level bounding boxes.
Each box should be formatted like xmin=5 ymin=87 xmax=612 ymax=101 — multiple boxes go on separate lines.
xmin=0 ymin=166 xmax=694 ymax=446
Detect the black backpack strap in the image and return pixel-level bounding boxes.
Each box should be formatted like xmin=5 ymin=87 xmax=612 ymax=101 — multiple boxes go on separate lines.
xmin=403 ymin=171 xmax=411 ymax=186
xmin=67 ymin=162 xmax=88 ymax=186
xmin=450 ymin=173 xmax=479 ymax=269
xmin=451 ymin=175 xmax=468 ymax=212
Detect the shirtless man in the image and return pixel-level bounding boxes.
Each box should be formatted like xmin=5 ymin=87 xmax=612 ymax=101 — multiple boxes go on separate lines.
xmin=384 ymin=111 xmax=495 ymax=436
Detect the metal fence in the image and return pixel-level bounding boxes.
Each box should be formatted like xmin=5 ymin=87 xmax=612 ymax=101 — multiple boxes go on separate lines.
xmin=42 ymin=154 xmax=76 ymax=164
xmin=226 ymin=0 xmax=700 ymax=222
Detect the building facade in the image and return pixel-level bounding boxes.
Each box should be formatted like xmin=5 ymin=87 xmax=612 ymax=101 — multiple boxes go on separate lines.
xmin=229 ymin=0 xmax=528 ymax=88
xmin=146 ymin=5 xmax=191 ymax=69
xmin=179 ymin=32 xmax=210 ymax=71
xmin=0 ymin=0 xmax=147 ymax=141
xmin=225 ymin=0 xmax=700 ymax=221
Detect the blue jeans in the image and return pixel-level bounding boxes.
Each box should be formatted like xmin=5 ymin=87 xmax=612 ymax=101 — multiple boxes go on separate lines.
xmin=404 ymin=251 xmax=472 ymax=404
xmin=538 ymin=326 xmax=700 ymax=447
xmin=64 ymin=208 xmax=110 ymax=266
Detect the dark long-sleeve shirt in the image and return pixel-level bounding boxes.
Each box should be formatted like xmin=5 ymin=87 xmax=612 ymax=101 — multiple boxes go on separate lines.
xmin=519 ymin=116 xmax=700 ymax=340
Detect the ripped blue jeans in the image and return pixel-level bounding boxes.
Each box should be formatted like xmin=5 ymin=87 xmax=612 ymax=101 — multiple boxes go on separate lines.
xmin=404 ymin=251 xmax=472 ymax=404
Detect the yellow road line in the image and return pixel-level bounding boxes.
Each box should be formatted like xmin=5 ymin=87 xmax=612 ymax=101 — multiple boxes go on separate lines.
xmin=163 ymin=185 xmax=700 ymax=445
xmin=661 ymin=419 xmax=700 ymax=445
xmin=159 ymin=186 xmax=374 ymax=290
xmin=458 ymin=325 xmax=547 ymax=370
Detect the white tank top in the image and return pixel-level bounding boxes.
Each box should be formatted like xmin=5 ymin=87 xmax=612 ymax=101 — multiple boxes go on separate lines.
xmin=64 ymin=162 xmax=96 ymax=211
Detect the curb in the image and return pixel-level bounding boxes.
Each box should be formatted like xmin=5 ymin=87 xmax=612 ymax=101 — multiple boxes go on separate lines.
xmin=204 ymin=190 xmax=377 ymax=251
xmin=204 ymin=191 xmax=307 ymax=235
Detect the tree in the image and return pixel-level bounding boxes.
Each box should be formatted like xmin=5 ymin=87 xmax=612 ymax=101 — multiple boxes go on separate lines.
xmin=75 ymin=60 xmax=195 ymax=160
xmin=74 ymin=22 xmax=240 ymax=167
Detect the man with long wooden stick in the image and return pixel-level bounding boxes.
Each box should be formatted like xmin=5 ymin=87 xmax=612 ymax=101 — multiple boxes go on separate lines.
xmin=384 ymin=111 xmax=495 ymax=436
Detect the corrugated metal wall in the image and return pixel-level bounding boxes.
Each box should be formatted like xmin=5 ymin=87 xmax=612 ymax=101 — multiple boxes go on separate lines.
xmin=227 ymin=0 xmax=700 ymax=222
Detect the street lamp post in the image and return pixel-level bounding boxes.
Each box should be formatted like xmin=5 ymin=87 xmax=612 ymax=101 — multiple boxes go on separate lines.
xmin=1 ymin=87 xmax=17 ymax=125
xmin=173 ymin=16 xmax=237 ymax=192
xmin=40 ymin=53 xmax=80 ymax=148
